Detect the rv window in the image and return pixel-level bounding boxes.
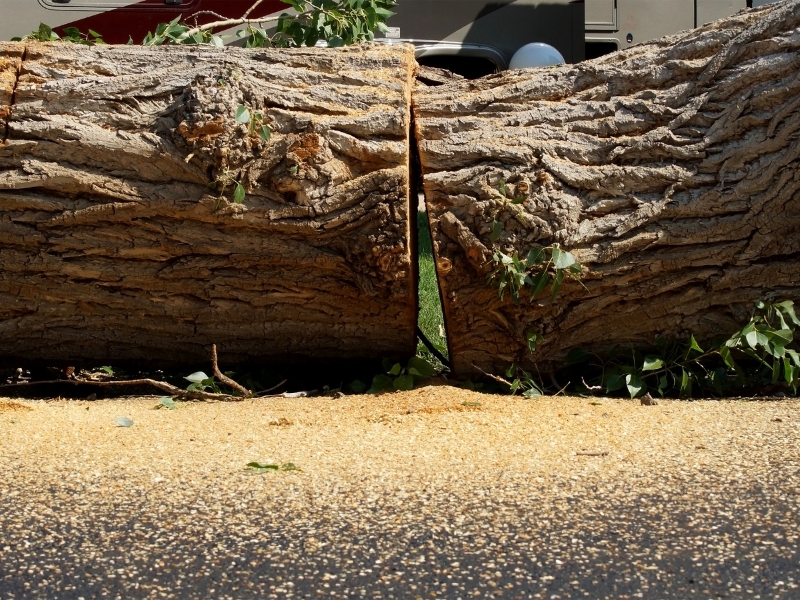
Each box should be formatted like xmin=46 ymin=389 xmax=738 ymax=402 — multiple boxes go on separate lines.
xmin=585 ymin=41 xmax=618 ymax=60
xmin=417 ymin=56 xmax=498 ymax=80
xmin=42 ymin=0 xmax=193 ymax=7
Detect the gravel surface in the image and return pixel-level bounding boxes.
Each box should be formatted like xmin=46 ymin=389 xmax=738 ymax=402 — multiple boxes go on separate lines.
xmin=1 ymin=390 xmax=798 ymax=599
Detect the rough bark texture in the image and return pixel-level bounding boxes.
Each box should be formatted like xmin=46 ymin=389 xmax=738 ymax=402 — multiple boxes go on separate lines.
xmin=0 ymin=42 xmax=416 ymax=365
xmin=414 ymin=1 xmax=800 ymax=377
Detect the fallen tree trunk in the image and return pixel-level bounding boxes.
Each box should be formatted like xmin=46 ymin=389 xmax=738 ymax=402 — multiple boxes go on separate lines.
xmin=414 ymin=0 xmax=800 ymax=377
xmin=0 ymin=42 xmax=416 ymax=365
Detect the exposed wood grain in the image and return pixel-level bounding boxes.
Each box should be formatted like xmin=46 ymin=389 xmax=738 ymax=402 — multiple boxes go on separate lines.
xmin=0 ymin=42 xmax=417 ymax=365
xmin=414 ymin=1 xmax=800 ymax=376
xmin=0 ymin=43 xmax=23 ymax=139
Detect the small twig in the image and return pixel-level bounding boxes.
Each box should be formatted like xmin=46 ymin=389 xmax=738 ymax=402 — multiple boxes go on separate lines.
xmin=581 ymin=377 xmax=602 ymax=392
xmin=471 ymin=363 xmax=513 ymax=388
xmin=0 ymin=379 xmax=240 ymax=402
xmin=552 ymin=382 xmax=570 ymax=396
xmin=576 ymin=451 xmax=609 ymax=457
xmin=184 ymin=15 xmax=284 ymax=37
xmin=243 ymin=0 xmax=269 ymax=19
xmin=186 ymin=10 xmax=229 ymax=24
xmin=253 ymin=379 xmax=288 ymax=396
xmin=211 ymin=344 xmax=252 ymax=398
xmin=258 ymin=389 xmax=318 ymax=399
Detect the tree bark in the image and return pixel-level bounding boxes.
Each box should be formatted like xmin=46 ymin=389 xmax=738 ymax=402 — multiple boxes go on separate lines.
xmin=414 ymin=1 xmax=800 ymax=377
xmin=0 ymin=41 xmax=416 ymax=365
xmin=0 ymin=43 xmax=23 ymax=139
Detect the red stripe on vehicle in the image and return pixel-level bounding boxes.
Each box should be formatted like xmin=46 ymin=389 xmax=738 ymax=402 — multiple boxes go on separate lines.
xmin=53 ymin=0 xmax=288 ymax=44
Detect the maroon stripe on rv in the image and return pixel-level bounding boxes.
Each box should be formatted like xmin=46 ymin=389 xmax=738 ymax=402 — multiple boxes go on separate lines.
xmin=53 ymin=0 xmax=288 ymax=44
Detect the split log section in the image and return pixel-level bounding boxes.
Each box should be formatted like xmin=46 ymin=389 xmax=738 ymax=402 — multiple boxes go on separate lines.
xmin=414 ymin=1 xmax=800 ymax=376
xmin=0 ymin=42 xmax=417 ymax=364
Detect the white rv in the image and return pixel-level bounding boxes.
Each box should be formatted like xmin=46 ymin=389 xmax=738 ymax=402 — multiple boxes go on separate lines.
xmin=0 ymin=0 xmax=783 ymax=76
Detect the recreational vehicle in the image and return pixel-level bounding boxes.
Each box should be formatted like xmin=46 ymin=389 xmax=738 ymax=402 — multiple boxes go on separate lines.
xmin=0 ymin=0 xmax=782 ymax=76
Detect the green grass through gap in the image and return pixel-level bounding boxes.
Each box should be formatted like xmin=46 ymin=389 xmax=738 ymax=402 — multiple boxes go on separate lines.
xmin=417 ymin=210 xmax=449 ymax=362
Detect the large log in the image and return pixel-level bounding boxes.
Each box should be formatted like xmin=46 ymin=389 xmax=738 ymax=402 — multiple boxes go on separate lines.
xmin=0 ymin=42 xmax=416 ymax=365
xmin=414 ymin=1 xmax=800 ymax=376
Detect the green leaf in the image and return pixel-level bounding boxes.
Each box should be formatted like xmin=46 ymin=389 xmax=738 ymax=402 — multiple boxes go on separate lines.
xmin=407 ymin=357 xmax=437 ymax=378
xmin=235 ymin=105 xmax=251 ymax=124
xmin=509 ymin=379 xmax=520 ymax=395
xmin=773 ymin=328 xmax=793 ymax=345
xmin=744 ymin=329 xmax=761 ymax=349
xmin=99 ymin=366 xmax=114 ymax=375
xmin=388 ymin=363 xmax=402 ymax=376
xmin=522 ymin=386 xmax=542 ymax=398
xmin=688 ymin=335 xmax=704 ymax=354
xmin=784 ymin=358 xmax=795 ymax=385
xmin=525 ymin=330 xmax=544 ymax=353
xmin=233 ymin=183 xmax=246 ymax=204
xmin=116 ymin=417 xmax=133 ymax=428
xmin=679 ymin=369 xmax=692 ymax=397
xmin=327 ymin=35 xmax=345 ymax=47
xmin=393 ymin=374 xmax=414 ymax=391
xmin=775 ymin=300 xmax=800 ymax=326
xmin=657 ymin=375 xmax=669 ymax=395
xmin=529 ymin=272 xmax=550 ymax=299
xmin=605 ymin=373 xmax=625 ymax=393
xmin=159 ymin=397 xmax=176 ymax=410
xmin=246 ymin=462 xmax=279 ymax=470
xmin=373 ymin=6 xmax=395 ymax=18
xmin=550 ymin=270 xmax=565 ymax=298
xmin=38 ymin=23 xmax=55 ymax=41
xmin=551 ymin=247 xmax=576 ymax=270
xmin=259 ymin=125 xmax=271 ymax=142
xmin=625 ymin=373 xmax=645 ymax=398
xmin=368 ymin=373 xmax=394 ymax=394
xmin=489 ymin=220 xmax=502 ymax=243
xmin=641 ymin=356 xmax=664 ymax=371
xmin=349 ymin=379 xmax=366 ymax=393
xmin=718 ymin=344 xmax=736 ymax=370
xmin=771 ymin=357 xmax=781 ymax=384
xmin=185 ymin=371 xmax=209 ymax=383
xmin=525 ymin=247 xmax=546 ymax=267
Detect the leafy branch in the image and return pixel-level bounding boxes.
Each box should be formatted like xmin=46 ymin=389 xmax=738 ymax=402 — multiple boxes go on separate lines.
xmin=486 ymin=180 xmax=584 ymax=305
xmin=350 ymin=356 xmax=438 ymax=394
xmin=12 ymin=23 xmax=105 ymax=45
xmin=139 ymin=0 xmax=397 ymax=48
xmin=570 ymin=300 xmax=800 ymax=398
xmin=488 ymin=246 xmax=582 ymax=305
